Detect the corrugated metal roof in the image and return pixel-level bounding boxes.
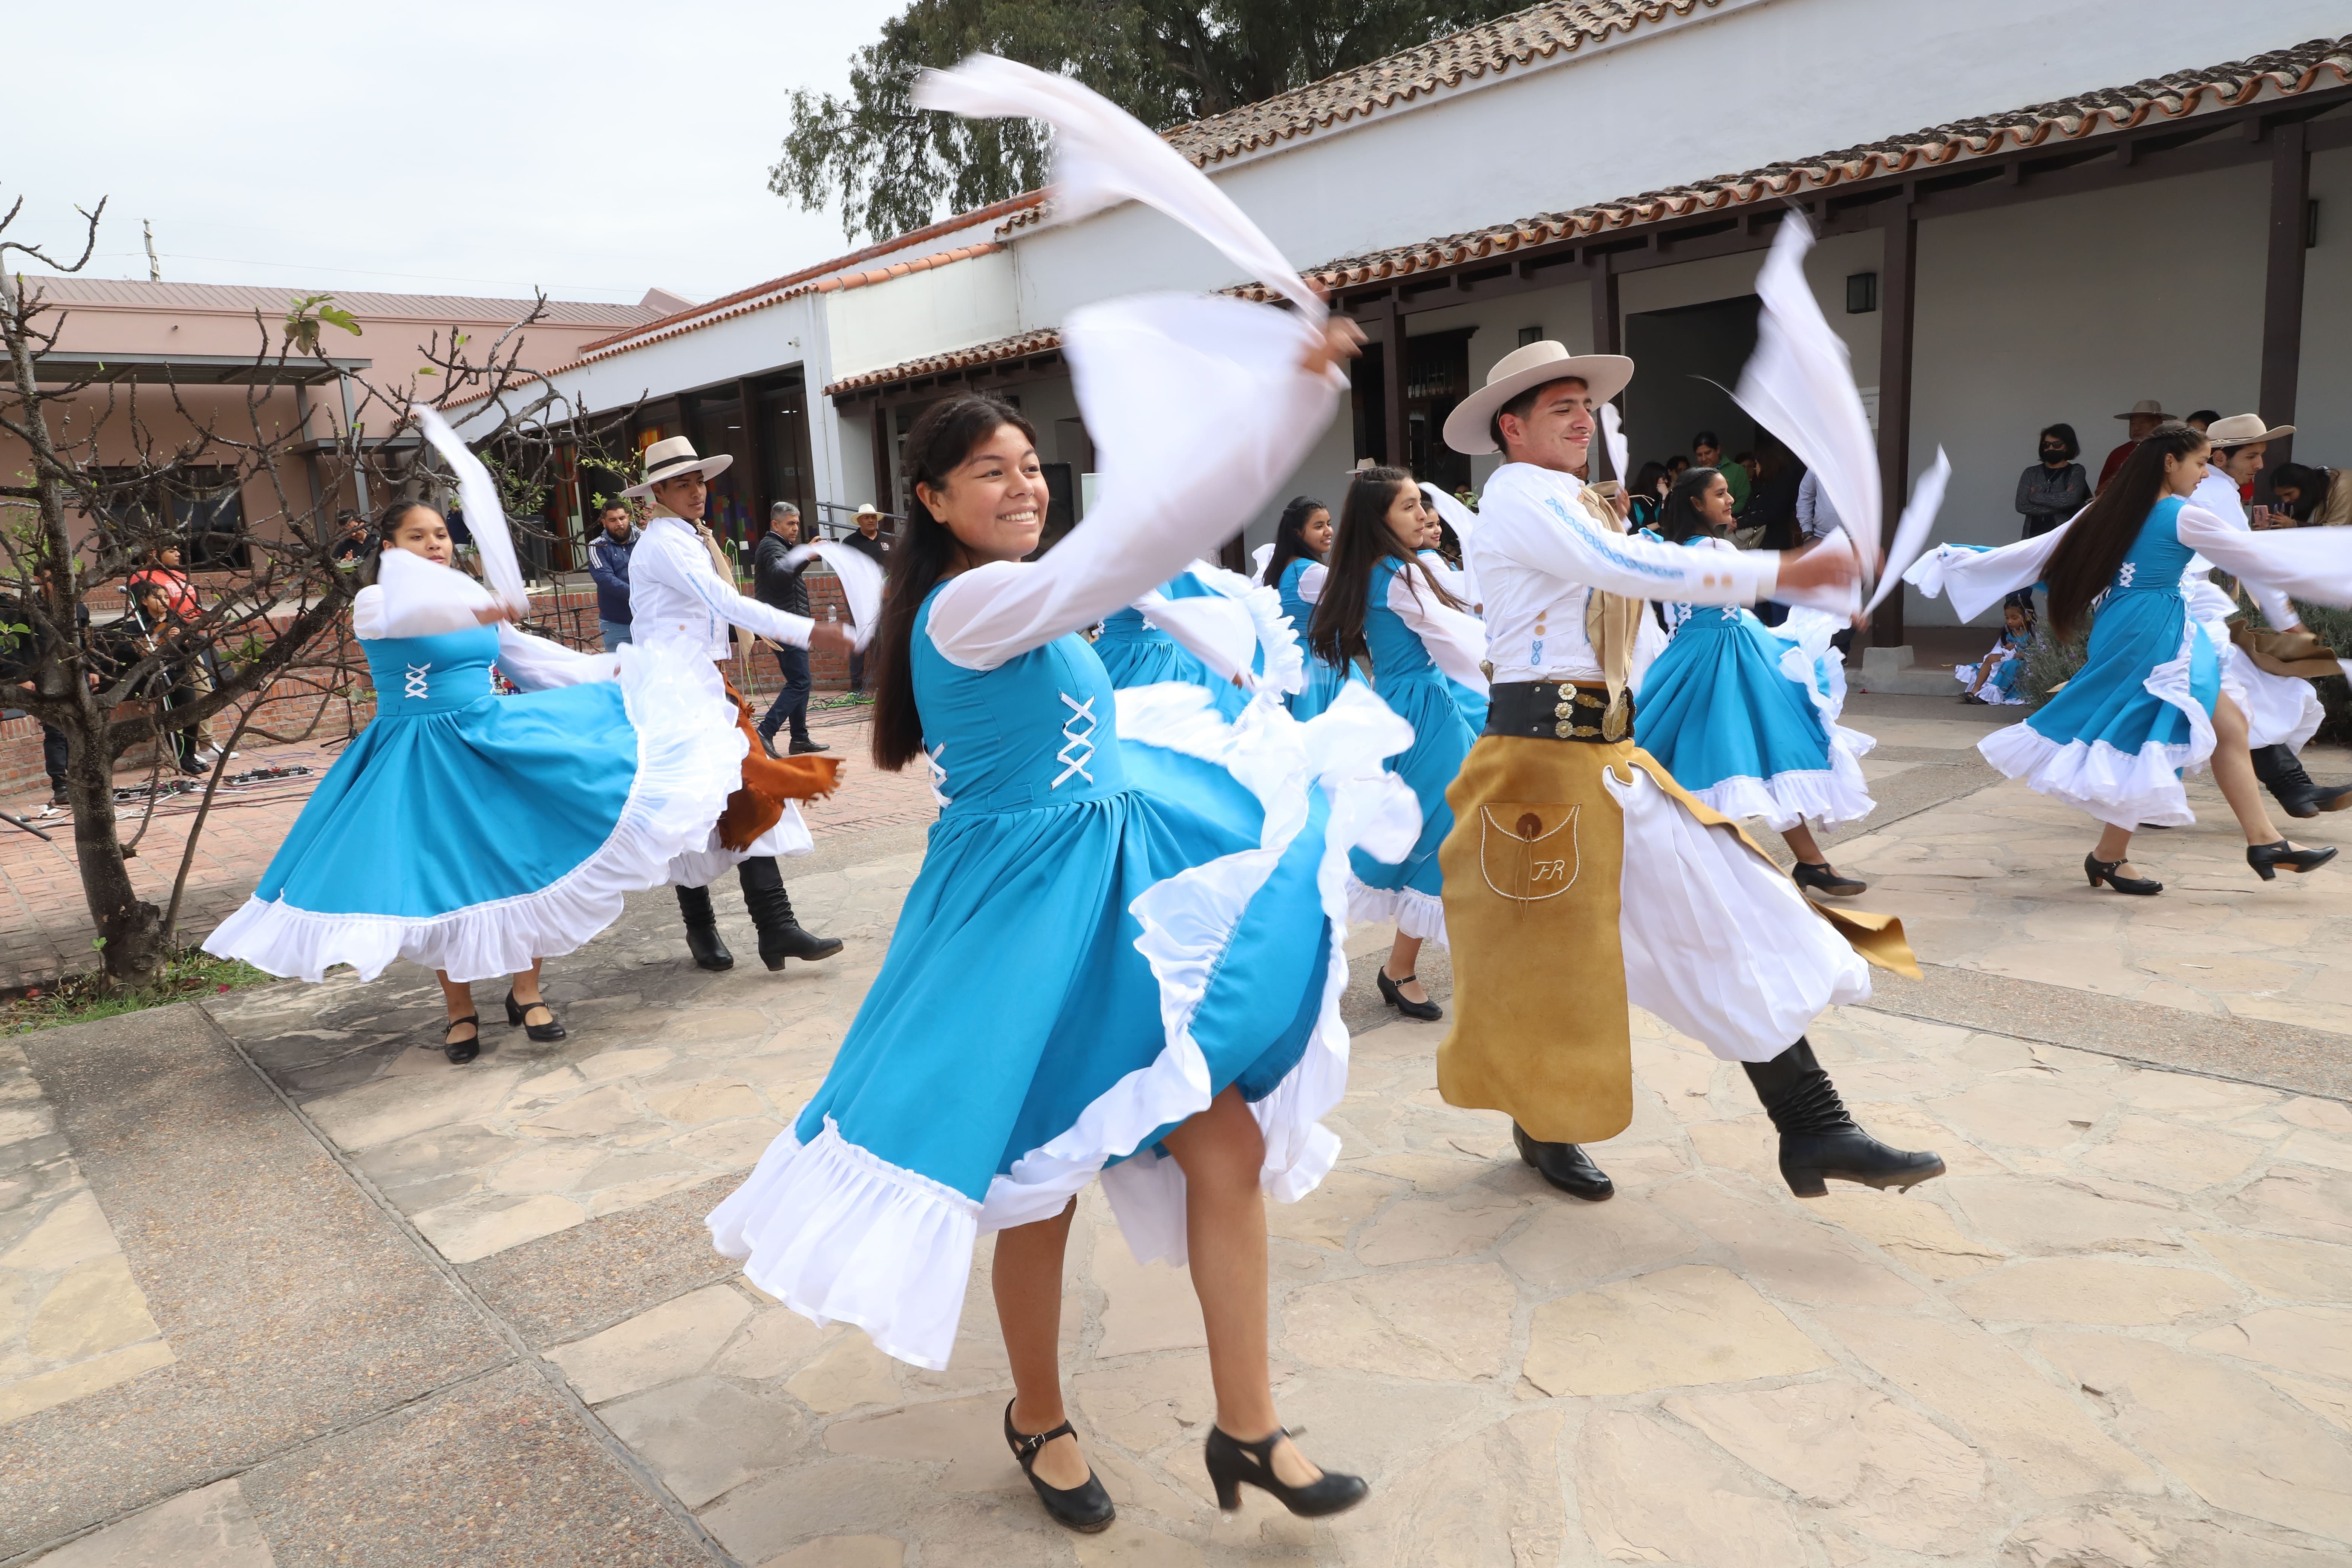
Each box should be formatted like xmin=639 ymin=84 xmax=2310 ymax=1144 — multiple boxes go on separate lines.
xmin=15 ymin=276 xmax=665 ymax=327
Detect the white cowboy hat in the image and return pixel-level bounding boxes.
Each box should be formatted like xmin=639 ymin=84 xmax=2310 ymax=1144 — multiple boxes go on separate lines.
xmin=1443 ymin=341 xmax=1634 ymax=456
xmin=623 ymin=435 xmax=733 ymax=498
xmin=852 ymin=502 xmax=880 ymax=519
xmin=2204 ymin=413 xmax=2295 ymax=448
xmin=2112 ymin=398 xmax=2172 ymax=421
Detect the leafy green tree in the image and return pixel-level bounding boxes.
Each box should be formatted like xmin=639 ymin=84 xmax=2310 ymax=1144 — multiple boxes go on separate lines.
xmin=778 ymin=0 xmax=1530 ymax=244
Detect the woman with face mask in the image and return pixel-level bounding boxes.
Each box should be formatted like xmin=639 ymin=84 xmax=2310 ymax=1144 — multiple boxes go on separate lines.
xmin=2017 ymin=424 xmax=2092 ymax=539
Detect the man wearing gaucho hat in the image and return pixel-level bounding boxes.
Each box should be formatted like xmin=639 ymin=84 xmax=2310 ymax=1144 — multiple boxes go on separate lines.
xmin=1432 ymin=342 xmax=1943 ymax=1204
xmin=625 ymin=435 xmax=852 ymax=971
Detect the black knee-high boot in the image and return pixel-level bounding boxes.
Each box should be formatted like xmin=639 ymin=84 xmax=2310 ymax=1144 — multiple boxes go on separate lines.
xmin=676 ymin=883 xmax=733 ymax=971
xmin=1741 ymin=1038 xmax=1945 ymax=1197
xmin=738 ymin=856 xmax=844 ymax=970
xmin=2251 ymin=744 xmax=2352 ymax=818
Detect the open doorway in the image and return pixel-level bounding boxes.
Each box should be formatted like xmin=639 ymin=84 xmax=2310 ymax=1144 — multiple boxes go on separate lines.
xmin=1622 ymin=294 xmax=1759 ymax=476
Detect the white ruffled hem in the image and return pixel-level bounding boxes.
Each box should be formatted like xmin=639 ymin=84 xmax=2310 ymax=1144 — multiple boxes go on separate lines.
xmin=706 ymin=680 xmax=1416 ymax=1369
xmin=1978 ymin=616 xmax=2220 ymax=830
xmin=1689 ymin=735 xmax=1876 ymax=833
xmin=1952 ymin=665 xmax=2028 ymax=705
xmin=206 ymin=642 xmax=745 ymax=984
xmin=1345 ymin=876 xmax=1449 ymax=946
xmin=1190 ymin=560 xmax=1308 ymax=697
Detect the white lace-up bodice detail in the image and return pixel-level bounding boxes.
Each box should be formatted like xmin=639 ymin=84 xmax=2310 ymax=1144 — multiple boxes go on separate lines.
xmin=1053 ymin=692 xmax=1098 ymax=789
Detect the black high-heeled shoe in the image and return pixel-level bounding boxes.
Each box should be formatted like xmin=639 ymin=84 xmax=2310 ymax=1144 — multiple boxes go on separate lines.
xmin=443 ymin=1015 xmax=481 ymax=1065
xmin=504 ymin=991 xmax=567 ymax=1042
xmin=1204 ymin=1425 xmax=1367 ymax=1518
xmin=1376 ymin=966 xmax=1441 ymax=1022
xmin=1003 ymin=1401 xmax=1114 ymax=1533
xmin=1791 ymin=861 xmax=1867 ymax=897
xmin=2248 ymin=840 xmax=2338 ymax=881
xmin=2084 ymin=853 xmax=2162 ymax=896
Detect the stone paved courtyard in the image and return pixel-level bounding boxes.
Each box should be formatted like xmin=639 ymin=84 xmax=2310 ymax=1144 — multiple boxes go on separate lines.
xmin=4 ymin=696 xmax=2350 ymax=1566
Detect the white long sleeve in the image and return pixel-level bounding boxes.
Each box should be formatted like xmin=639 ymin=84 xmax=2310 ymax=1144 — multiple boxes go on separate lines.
xmin=1386 ymin=570 xmax=1490 ymax=691
xmin=495 ymin=625 xmax=619 ymax=690
xmin=926 ymin=294 xmax=1336 ymax=670
xmin=628 ymin=516 xmax=814 ymax=658
xmin=1295 ymin=563 xmax=1328 ymax=603
xmin=1476 ymin=466 xmax=1780 ymax=605
xmin=1133 ymin=589 xmax=1258 ymax=688
xmin=2178 ymin=505 xmax=2352 ymax=612
xmin=1904 ymin=523 xmax=2071 ymax=623
xmin=352 ymin=552 xmax=495 ymax=640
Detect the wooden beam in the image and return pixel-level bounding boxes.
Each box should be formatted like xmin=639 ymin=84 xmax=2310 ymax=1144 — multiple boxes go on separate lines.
xmin=870 ymin=405 xmax=893 ymax=514
xmin=1382 ymin=293 xmax=1407 ymax=469
xmin=1873 ymin=202 xmax=1917 ymax=648
xmin=1588 ymin=255 xmax=1620 ymax=482
xmin=2257 ymin=118 xmax=2310 ymax=492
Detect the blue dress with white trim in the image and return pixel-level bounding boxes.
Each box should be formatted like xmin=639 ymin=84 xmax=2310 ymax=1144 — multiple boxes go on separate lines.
xmin=1276 ymin=556 xmax=1352 ymax=721
xmin=1980 ymin=496 xmax=2221 ymax=828
xmin=1633 ymin=534 xmax=1875 ymax=832
xmin=706 ymin=583 xmax=1412 ymax=1369
xmin=1345 ymin=556 xmax=1479 ymax=944
xmin=207 ymin=621 xmax=733 ymax=984
xmin=1092 ymin=572 xmax=1251 ymax=720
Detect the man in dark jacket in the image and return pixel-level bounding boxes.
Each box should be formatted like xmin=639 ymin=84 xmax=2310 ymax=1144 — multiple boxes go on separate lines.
xmin=752 ymin=503 xmax=824 ymax=753
xmin=587 ymin=501 xmax=637 ymax=650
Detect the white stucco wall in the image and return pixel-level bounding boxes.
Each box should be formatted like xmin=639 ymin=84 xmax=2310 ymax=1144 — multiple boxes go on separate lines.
xmin=826 ymin=249 xmax=1022 ymax=383
xmin=1008 ymin=0 xmax=2349 ymax=328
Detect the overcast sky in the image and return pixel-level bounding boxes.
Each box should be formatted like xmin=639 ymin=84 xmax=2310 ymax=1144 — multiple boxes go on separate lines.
xmin=9 ymin=0 xmax=912 ymax=306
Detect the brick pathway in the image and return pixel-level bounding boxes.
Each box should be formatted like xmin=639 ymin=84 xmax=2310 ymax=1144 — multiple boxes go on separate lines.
xmin=0 ymin=699 xmax=934 ymax=990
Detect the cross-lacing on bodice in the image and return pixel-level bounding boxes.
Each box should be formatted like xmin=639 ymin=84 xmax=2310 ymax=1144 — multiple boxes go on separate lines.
xmin=1053 ymin=693 xmax=1097 ymax=788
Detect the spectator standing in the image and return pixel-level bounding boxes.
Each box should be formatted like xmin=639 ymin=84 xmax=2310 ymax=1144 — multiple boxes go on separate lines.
xmin=2017 ymin=423 xmax=2093 ymax=537
xmin=2185 ymin=409 xmax=2221 ymax=434
xmin=127 ymin=554 xmax=207 ymax=776
xmin=129 ymin=542 xmax=233 ymax=766
xmin=1628 ymin=461 xmax=1669 ymax=530
xmin=2098 ymin=399 xmax=2171 ymax=489
xmin=587 ymin=500 xmax=637 ymax=651
xmin=2269 ymin=462 xmax=2352 ymax=527
xmin=1743 ymin=443 xmax=1804 ymax=549
xmin=329 ymin=510 xmax=372 ymax=565
xmin=752 ymin=504 xmax=825 ymax=754
xmin=838 ymin=502 xmax=891 ymax=697
xmin=1692 ymin=431 xmax=1749 ymax=513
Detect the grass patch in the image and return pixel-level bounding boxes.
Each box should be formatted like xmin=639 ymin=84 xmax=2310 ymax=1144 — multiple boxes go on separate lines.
xmin=1 ymin=949 xmax=272 ymax=1035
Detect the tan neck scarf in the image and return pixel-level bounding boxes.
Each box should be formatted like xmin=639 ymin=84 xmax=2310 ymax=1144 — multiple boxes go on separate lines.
xmin=1577 ymin=484 xmax=1642 ymax=740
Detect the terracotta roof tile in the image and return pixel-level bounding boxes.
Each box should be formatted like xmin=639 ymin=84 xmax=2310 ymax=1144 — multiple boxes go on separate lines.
xmin=16 ymin=276 xmax=662 ymax=327
xmin=848 ymin=33 xmax=2352 ymax=398
xmin=1284 ymin=31 xmax=2352 ymax=289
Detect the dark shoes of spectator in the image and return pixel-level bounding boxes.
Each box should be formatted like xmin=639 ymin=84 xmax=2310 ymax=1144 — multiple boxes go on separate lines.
xmin=789 ymin=738 xmax=831 ymax=754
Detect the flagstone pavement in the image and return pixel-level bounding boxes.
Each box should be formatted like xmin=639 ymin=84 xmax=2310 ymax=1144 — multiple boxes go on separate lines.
xmin=5 ymin=695 xmax=2351 ymax=1567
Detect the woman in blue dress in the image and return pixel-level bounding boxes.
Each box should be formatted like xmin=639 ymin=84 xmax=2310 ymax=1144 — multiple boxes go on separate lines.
xmin=1304 ymin=466 xmax=1489 ymax=1022
xmin=1263 ymin=495 xmax=1354 ymax=720
xmin=707 ymin=297 xmax=1410 ymax=1530
xmin=1913 ymin=421 xmax=2352 ymax=893
xmin=206 ymin=500 xmax=741 ymax=1060
xmin=1092 ymin=560 xmax=1302 ymax=717
xmin=1632 ymin=466 xmax=1874 ymax=897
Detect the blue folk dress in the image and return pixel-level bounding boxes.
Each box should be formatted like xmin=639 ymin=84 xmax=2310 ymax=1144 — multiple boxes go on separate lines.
xmin=706 ymin=582 xmax=1413 ymax=1369
xmin=1093 ymin=572 xmax=1253 ymax=719
xmin=1980 ymin=496 xmax=2220 ymax=828
xmin=206 ymin=610 xmax=735 ymax=983
xmin=1276 ymin=555 xmax=1353 ymax=721
xmin=1345 ymin=557 xmax=1481 ymax=944
xmin=1633 ymin=534 xmax=1875 ymax=831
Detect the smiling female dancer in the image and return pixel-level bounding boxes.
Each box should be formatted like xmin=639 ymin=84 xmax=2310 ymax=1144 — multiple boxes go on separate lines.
xmin=706 ymin=58 xmax=1417 ymax=1533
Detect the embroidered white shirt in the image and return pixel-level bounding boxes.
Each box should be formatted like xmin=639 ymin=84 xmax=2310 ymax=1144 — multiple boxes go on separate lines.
xmin=629 ymin=515 xmax=816 ymax=661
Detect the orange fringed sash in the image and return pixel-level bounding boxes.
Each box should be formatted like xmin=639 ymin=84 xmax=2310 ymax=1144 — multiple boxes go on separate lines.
xmin=717 ymin=681 xmax=842 ymax=850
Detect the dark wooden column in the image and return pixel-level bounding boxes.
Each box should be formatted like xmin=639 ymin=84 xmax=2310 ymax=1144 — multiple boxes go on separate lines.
xmin=871 ymin=403 xmax=894 ymax=519
xmin=1873 ymin=201 xmax=1918 ymax=647
xmin=1588 ymin=256 xmax=1621 ymax=480
xmin=1382 ymin=295 xmax=1407 ymax=469
xmin=2257 ymin=118 xmax=2309 ymax=492
xmin=735 ymin=376 xmax=768 ymax=537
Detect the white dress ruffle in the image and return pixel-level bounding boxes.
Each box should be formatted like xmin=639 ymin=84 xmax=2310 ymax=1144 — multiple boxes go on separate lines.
xmin=705 ymin=681 xmax=1417 ymax=1369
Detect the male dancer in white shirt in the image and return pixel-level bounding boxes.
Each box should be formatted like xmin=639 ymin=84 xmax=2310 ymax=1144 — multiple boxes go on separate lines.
xmin=625 ymin=437 xmax=852 ymax=971
xmin=1432 ymin=342 xmax=1942 ymax=1203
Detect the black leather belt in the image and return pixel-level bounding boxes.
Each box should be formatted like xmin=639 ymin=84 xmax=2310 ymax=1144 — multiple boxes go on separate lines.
xmin=1484 ymin=680 xmax=1632 ymax=742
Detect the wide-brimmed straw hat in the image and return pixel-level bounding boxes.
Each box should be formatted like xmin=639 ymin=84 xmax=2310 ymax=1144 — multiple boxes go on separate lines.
xmin=2204 ymin=413 xmax=2294 ymax=448
xmin=624 ymin=436 xmax=733 ymax=498
xmin=1444 ymin=341 xmax=1634 ymax=456
xmin=2113 ymin=398 xmax=2171 ymax=421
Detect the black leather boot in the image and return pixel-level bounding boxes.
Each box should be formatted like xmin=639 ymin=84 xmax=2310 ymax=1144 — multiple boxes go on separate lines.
xmin=1513 ymin=1122 xmax=1614 ymax=1200
xmin=2251 ymin=744 xmax=2352 ymax=818
xmin=676 ymin=883 xmax=733 ymax=971
xmin=739 ymin=856 xmax=844 ymax=970
xmin=1741 ymin=1038 xmax=1945 ymax=1197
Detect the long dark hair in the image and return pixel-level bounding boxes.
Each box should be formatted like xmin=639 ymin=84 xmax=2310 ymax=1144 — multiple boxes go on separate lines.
xmin=1655 ymin=466 xmax=1725 ymax=544
xmin=1263 ymin=493 xmax=1329 ymax=594
xmin=2043 ymin=421 xmax=2208 ymax=639
xmin=1308 ymin=467 xmax=1461 ymax=671
xmin=870 ymin=394 xmax=1041 ymax=771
